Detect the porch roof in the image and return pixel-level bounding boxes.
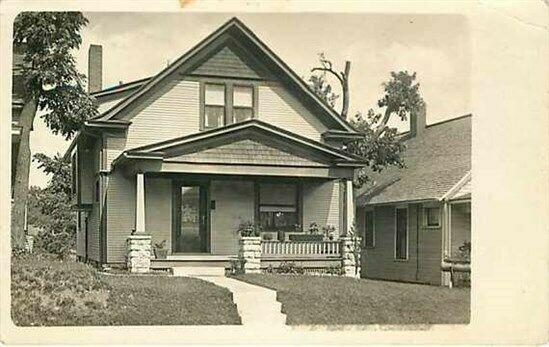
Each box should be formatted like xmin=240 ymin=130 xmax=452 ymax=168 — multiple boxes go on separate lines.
xmin=112 ymin=119 xmax=365 ymax=179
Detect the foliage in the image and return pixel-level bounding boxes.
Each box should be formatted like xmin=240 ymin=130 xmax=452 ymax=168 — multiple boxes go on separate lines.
xmin=308 ymin=74 xmax=339 ymax=107
xmin=321 ymin=224 xmax=336 ymax=240
xmin=229 ymin=258 xmax=246 ymax=275
xmin=277 ymin=261 xmax=304 ymax=275
xmin=13 ymin=12 xmax=98 ymax=138
xmin=347 ymin=71 xmax=423 ymax=186
xmin=325 ymin=264 xmax=344 ymax=276
xmin=262 ymin=233 xmax=273 ymax=241
xmin=11 ymin=255 xmax=109 ymax=326
xmin=307 ymin=222 xmax=320 ymax=234
xmin=236 ymin=221 xmax=262 ymax=237
xmin=458 ymin=241 xmax=471 ymax=262
xmin=31 ymin=153 xmax=75 ymax=256
xmin=26 ymin=185 xmax=48 ymax=228
xmin=153 ymin=240 xmax=167 ymax=249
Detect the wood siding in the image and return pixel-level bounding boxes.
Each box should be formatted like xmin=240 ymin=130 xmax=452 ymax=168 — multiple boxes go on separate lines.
xmin=361 ymin=203 xmax=443 ymax=285
xmin=302 ymin=180 xmax=340 ymax=237
xmin=87 ymin=203 xmax=100 ymax=262
xmin=210 ymin=180 xmax=254 ymax=254
xmin=122 ymin=78 xmax=200 ymax=149
xmin=105 ymin=135 xmax=127 ymax=168
xmin=450 ymin=202 xmax=471 ymax=258
xmin=145 ymin=177 xmax=172 ymax=252
xmin=76 ymin=212 xmax=85 ymax=258
xmin=105 ymin=170 xmax=135 ymax=263
xmin=258 ymin=84 xmax=328 ymax=142
xmin=169 ymin=139 xmax=326 ymax=167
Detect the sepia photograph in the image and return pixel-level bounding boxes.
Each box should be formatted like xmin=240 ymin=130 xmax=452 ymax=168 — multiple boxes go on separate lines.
xmin=1 ymin=1 xmax=547 ymax=345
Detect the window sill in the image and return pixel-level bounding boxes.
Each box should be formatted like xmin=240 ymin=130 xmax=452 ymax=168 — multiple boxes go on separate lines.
xmin=394 ymin=258 xmax=409 ymax=262
xmin=423 ymin=225 xmax=441 ymax=229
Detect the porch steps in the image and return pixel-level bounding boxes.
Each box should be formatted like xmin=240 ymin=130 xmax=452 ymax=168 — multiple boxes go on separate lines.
xmin=171 ymin=266 xmax=226 ymax=277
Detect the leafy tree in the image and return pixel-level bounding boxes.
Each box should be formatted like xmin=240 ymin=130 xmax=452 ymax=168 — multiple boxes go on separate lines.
xmin=32 ymin=153 xmax=75 ymax=256
xmin=309 ymin=54 xmax=423 ymax=186
xmin=11 ymin=12 xmax=97 ymax=250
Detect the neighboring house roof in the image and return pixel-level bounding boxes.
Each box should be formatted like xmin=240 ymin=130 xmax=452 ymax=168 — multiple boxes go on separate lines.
xmin=90 ymin=77 xmax=151 ymax=99
xmin=356 ymin=114 xmax=471 ymax=205
xmin=114 ymin=118 xmax=366 ymax=168
xmin=90 ymin=17 xmax=356 ymax=133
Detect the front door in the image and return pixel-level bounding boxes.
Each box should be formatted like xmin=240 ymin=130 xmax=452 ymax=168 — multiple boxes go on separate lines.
xmin=172 ymin=183 xmax=209 ymax=253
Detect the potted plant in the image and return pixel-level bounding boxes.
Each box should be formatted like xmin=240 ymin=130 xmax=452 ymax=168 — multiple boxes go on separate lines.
xmin=322 ymin=224 xmax=336 ymax=240
xmin=153 ymin=240 xmax=168 ymax=260
xmin=237 ymin=221 xmax=262 ymax=237
xmin=289 ymin=222 xmax=324 ymax=242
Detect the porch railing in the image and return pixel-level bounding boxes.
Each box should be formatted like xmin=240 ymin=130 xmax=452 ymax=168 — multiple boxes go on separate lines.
xmin=261 ymin=240 xmax=341 ymax=258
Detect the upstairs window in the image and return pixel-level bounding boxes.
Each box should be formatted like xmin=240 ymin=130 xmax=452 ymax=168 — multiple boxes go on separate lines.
xmin=204 ymin=83 xmax=225 ymax=129
xmin=233 ymin=85 xmax=254 ymax=123
xmin=201 ymin=82 xmax=255 ymax=130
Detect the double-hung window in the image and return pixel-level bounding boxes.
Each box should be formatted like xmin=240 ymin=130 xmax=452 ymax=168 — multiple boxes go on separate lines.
xmin=204 ymin=83 xmax=226 ymax=129
xmin=232 ymin=85 xmax=254 ymax=123
xmin=258 ymin=183 xmax=299 ymax=232
xmin=395 ymin=207 xmax=408 ymax=260
xmin=424 ymin=206 xmax=441 ymax=228
xmin=202 ymin=82 xmax=255 ymax=130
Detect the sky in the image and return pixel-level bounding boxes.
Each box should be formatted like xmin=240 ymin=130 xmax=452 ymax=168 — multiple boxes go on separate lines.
xmin=29 ymin=12 xmax=471 ymax=188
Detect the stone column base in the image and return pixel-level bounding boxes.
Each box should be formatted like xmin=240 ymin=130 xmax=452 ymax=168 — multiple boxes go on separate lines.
xmin=340 ymin=236 xmax=361 ymax=278
xmin=239 ymin=237 xmax=261 ymax=274
xmin=126 ymin=234 xmax=152 ymax=273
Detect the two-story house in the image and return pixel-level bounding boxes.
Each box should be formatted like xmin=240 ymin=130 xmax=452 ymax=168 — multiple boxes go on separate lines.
xmin=67 ymin=17 xmax=365 ymax=269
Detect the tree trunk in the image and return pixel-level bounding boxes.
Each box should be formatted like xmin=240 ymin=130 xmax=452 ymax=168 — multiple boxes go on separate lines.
xmin=341 ymin=61 xmax=351 ymax=119
xmin=11 ymin=97 xmax=37 ymax=251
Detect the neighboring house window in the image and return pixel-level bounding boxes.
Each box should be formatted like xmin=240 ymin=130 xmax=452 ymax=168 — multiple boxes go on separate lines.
xmin=71 ymin=152 xmax=77 ymax=198
xmin=204 ymin=83 xmax=225 ymax=129
xmin=258 ymin=183 xmax=298 ymax=232
xmin=364 ymin=209 xmax=375 ymax=248
xmin=395 ymin=207 xmax=408 ymax=260
xmin=424 ymin=207 xmax=441 ymax=227
xmin=233 ymin=85 xmax=254 ymax=123
xmin=94 ymin=179 xmax=100 ymax=203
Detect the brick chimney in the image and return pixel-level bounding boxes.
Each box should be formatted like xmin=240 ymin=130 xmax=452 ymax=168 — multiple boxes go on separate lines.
xmin=410 ymin=102 xmax=427 ymax=137
xmin=88 ymin=44 xmax=102 ymax=93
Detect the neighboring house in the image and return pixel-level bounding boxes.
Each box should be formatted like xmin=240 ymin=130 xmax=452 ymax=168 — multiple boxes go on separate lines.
xmin=355 ymin=109 xmax=471 ymax=286
xmin=67 ymin=18 xmax=364 ymax=268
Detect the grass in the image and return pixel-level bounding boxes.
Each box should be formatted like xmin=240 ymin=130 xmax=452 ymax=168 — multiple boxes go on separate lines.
xmin=11 ymin=255 xmax=241 ymax=326
xmin=234 ymin=274 xmax=470 ymax=325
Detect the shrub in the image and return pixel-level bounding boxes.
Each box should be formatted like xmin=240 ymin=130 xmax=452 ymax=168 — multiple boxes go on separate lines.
xmin=11 ymin=256 xmax=109 ymax=326
xmin=277 ymin=261 xmax=304 ymax=275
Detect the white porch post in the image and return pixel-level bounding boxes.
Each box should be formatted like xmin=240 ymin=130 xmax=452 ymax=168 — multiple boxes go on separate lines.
xmin=135 ymin=172 xmax=146 ymax=234
xmin=345 ymin=179 xmax=355 ymax=234
xmin=126 ymin=171 xmax=151 ymax=273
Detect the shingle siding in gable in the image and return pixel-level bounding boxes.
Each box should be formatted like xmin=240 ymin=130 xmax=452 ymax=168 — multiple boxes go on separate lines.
xmin=191 ymin=45 xmax=265 ymax=79
xmin=258 ymin=84 xmax=328 ymax=142
xmin=170 ymin=139 xmax=326 ymax=166
xmin=122 ymin=78 xmax=200 ymax=149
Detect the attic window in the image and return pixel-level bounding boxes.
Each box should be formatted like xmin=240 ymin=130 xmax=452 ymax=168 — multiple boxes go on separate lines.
xmin=233 ymin=85 xmax=253 ymax=123
xmin=204 ymin=83 xmax=225 ymax=129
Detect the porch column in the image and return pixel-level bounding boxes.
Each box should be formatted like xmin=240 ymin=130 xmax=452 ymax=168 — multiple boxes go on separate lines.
xmin=344 ymin=179 xmax=355 ymax=235
xmin=135 ymin=172 xmax=146 ymax=234
xmin=126 ymin=171 xmax=151 ymax=273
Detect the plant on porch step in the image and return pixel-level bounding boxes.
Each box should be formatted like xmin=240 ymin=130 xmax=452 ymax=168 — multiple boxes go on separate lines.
xmin=236 ymin=221 xmax=262 ymax=237
xmin=153 ymin=240 xmax=168 ymax=260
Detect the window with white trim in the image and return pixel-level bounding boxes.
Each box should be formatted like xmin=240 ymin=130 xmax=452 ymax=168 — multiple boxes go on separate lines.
xmin=204 ymin=83 xmax=225 ymax=129
xmin=424 ymin=207 xmax=441 ymax=227
xmin=232 ymin=85 xmax=254 ymax=123
xmin=258 ymin=183 xmax=298 ymax=232
xmin=395 ymin=207 xmax=408 ymax=260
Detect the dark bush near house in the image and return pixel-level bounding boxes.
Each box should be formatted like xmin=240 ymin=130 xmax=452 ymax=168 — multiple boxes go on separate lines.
xmin=277 ymin=261 xmax=304 ymax=275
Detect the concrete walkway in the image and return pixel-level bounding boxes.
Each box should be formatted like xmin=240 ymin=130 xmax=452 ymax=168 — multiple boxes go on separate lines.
xmin=172 ymin=268 xmax=288 ymax=328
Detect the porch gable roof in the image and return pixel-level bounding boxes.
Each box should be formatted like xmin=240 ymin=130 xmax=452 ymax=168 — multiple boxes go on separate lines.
xmin=113 ymin=119 xmax=365 ymax=169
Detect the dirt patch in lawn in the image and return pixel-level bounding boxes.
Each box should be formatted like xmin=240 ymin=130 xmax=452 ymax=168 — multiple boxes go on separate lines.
xmin=11 ymin=256 xmax=241 ymax=326
xmin=234 ymin=274 xmax=470 ymax=325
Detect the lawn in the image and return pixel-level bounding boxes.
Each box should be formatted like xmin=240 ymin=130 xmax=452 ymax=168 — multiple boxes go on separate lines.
xmin=234 ymin=274 xmax=470 ymax=325
xmin=11 ymin=256 xmax=241 ymax=326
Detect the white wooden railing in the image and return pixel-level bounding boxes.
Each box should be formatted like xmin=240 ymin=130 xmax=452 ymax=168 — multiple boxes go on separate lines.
xmin=261 ymin=240 xmax=341 ymax=258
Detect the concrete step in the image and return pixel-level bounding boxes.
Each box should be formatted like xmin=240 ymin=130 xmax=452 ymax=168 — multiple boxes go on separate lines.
xmin=172 ymin=266 xmax=226 ymax=277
